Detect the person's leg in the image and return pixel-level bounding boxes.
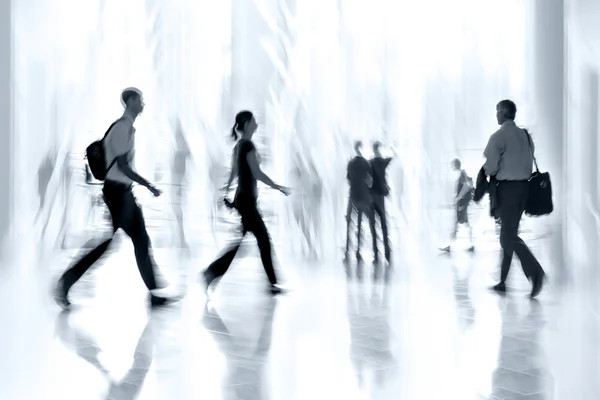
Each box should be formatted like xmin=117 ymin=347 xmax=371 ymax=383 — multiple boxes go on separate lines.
xmin=345 ymin=198 xmax=354 ymax=257
xmin=57 ymin=239 xmax=113 ymax=298
xmin=496 ymin=183 xmax=523 ymax=287
xmin=440 ymin=208 xmax=459 ymax=252
xmin=356 ymin=209 xmax=364 ymax=260
xmin=244 ymin=203 xmax=278 ymax=285
xmin=465 ymin=207 xmax=474 ymax=251
xmin=369 ymin=201 xmax=379 ymax=262
xmin=378 ymin=196 xmax=391 ymax=261
xmin=511 ymin=184 xmax=546 ymax=296
xmin=56 ymin=185 xmax=123 ymax=307
xmin=205 ymin=230 xmax=245 ymax=280
xmin=118 ymin=191 xmax=162 ymax=291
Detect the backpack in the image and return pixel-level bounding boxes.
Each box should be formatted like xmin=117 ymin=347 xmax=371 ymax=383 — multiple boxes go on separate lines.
xmin=460 ymin=170 xmax=474 ymax=202
xmin=466 ymin=175 xmax=475 ymax=200
xmin=85 ymin=118 xmax=123 ymax=181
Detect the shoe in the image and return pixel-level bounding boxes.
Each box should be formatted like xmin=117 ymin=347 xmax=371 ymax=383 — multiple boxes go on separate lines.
xmin=439 ymin=246 xmax=451 ymax=253
xmin=269 ymin=285 xmax=287 ymax=296
xmin=466 ymin=246 xmax=475 ymax=253
xmin=530 ymin=273 xmax=545 ymax=298
xmin=53 ymin=283 xmax=70 ymax=310
xmin=201 ymin=270 xmax=217 ymax=293
xmin=149 ymin=294 xmax=179 ymax=308
xmin=491 ymin=282 xmax=506 ymax=293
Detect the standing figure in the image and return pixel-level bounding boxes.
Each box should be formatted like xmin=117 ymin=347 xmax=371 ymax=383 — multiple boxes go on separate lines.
xmin=369 ymin=141 xmax=395 ymax=264
xmin=201 ymin=111 xmax=291 ymax=295
xmin=54 ymin=87 xmax=176 ymax=309
xmin=483 ymin=100 xmax=546 ymax=297
xmin=344 ymin=140 xmax=376 ymax=263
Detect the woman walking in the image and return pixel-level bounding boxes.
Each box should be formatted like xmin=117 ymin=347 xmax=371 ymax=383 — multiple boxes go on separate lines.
xmin=201 ymin=111 xmax=291 ymax=295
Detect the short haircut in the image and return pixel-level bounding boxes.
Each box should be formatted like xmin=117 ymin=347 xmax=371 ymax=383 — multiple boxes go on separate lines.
xmin=452 ymin=158 xmax=461 ymax=168
xmin=354 ymin=140 xmax=363 ymax=153
xmin=497 ymin=99 xmax=517 ymax=120
xmin=373 ymin=141 xmax=382 ymax=151
xmin=121 ymin=87 xmax=142 ymax=107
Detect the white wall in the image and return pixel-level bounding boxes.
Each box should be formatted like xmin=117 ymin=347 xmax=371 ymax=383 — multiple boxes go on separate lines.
xmin=565 ymin=0 xmax=600 ymax=309
xmin=0 ymin=0 xmax=13 ymax=263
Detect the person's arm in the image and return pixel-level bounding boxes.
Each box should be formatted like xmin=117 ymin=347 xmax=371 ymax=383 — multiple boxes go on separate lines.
xmin=224 ymin=147 xmax=239 ymax=192
xmin=365 ymin=161 xmax=373 ymax=188
xmin=110 ymin=122 xmax=160 ymax=196
xmin=246 ymin=149 xmax=289 ymax=194
xmin=347 ymin=161 xmax=352 ymax=182
xmin=456 ymin=173 xmax=471 ymax=200
xmin=483 ymin=133 xmax=503 ymax=177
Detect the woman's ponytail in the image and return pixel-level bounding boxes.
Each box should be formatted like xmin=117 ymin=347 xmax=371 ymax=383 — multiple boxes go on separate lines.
xmin=230 ymin=124 xmax=239 ymax=141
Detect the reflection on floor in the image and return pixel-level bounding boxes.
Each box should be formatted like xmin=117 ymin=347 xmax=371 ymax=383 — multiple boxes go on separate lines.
xmin=2 ymin=243 xmax=599 ymax=400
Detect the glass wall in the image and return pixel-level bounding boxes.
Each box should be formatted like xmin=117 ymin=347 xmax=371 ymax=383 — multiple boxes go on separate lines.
xmin=11 ymin=0 xmax=530 ymax=262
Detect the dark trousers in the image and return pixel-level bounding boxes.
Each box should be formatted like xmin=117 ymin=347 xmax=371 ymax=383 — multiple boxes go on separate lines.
xmin=345 ymin=195 xmax=376 ymax=257
xmin=59 ymin=181 xmax=160 ymax=294
xmin=371 ymin=194 xmax=390 ymax=260
xmin=497 ymin=181 xmax=545 ymax=282
xmin=206 ymin=197 xmax=277 ymax=285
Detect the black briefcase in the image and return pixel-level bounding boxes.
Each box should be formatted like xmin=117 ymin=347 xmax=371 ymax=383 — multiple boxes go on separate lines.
xmin=524 ymin=131 xmax=553 ymax=217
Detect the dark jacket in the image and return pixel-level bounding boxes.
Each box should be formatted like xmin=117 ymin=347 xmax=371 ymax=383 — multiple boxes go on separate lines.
xmin=474 ymin=166 xmax=499 ymax=218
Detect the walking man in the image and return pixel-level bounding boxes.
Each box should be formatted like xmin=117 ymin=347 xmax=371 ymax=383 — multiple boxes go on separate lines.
xmin=55 ymin=87 xmax=177 ymax=309
xmin=484 ymin=99 xmax=546 ymax=297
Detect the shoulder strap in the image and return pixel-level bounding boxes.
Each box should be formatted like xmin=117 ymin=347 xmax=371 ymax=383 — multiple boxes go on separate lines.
xmin=524 ymin=131 xmax=540 ymax=173
xmin=103 ymin=117 xmax=129 ymax=174
xmin=102 ymin=117 xmax=126 ymax=139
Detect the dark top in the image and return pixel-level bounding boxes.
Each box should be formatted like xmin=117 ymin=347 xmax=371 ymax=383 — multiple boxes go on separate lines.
xmin=235 ymin=139 xmax=258 ymax=200
xmin=347 ymin=156 xmax=372 ymax=202
xmin=370 ymin=157 xmax=392 ymax=196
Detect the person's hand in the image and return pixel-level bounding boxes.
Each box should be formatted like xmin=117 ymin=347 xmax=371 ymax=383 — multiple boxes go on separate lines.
xmin=277 ymin=185 xmax=292 ymax=196
xmin=221 ymin=197 xmax=235 ymax=209
xmin=148 ymin=184 xmax=162 ymax=197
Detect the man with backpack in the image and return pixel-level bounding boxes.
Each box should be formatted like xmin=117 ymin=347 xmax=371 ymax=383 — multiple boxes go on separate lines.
xmin=440 ymin=158 xmax=475 ymax=253
xmin=54 ymin=87 xmax=176 ymax=309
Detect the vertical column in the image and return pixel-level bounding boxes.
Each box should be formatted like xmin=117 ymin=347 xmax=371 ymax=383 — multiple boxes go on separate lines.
xmin=532 ymin=0 xmax=565 ymax=266
xmin=0 ymin=0 xmax=13 ymax=261
xmin=231 ymin=0 xmax=271 ymax=114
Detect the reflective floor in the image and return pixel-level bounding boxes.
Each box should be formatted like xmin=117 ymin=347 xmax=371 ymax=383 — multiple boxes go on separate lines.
xmin=1 ymin=237 xmax=599 ymax=400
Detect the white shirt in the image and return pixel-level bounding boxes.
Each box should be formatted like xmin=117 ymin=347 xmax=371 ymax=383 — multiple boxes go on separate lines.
xmin=483 ymin=120 xmax=534 ymax=181
xmin=104 ymin=115 xmax=136 ymax=185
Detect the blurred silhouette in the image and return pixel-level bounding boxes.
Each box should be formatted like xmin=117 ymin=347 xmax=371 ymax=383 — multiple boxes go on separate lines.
xmin=55 ymin=309 xmax=158 ymax=400
xmin=290 ymin=149 xmax=323 ymax=260
xmin=170 ymin=117 xmax=191 ymax=252
xmin=201 ymin=111 xmax=291 ymax=296
xmin=369 ymin=141 xmax=395 ymax=264
xmin=440 ymin=159 xmax=475 ymax=253
xmin=202 ymin=298 xmax=277 ymax=399
xmin=345 ymin=140 xmax=376 ymax=263
xmin=35 ymin=148 xmax=58 ymax=244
